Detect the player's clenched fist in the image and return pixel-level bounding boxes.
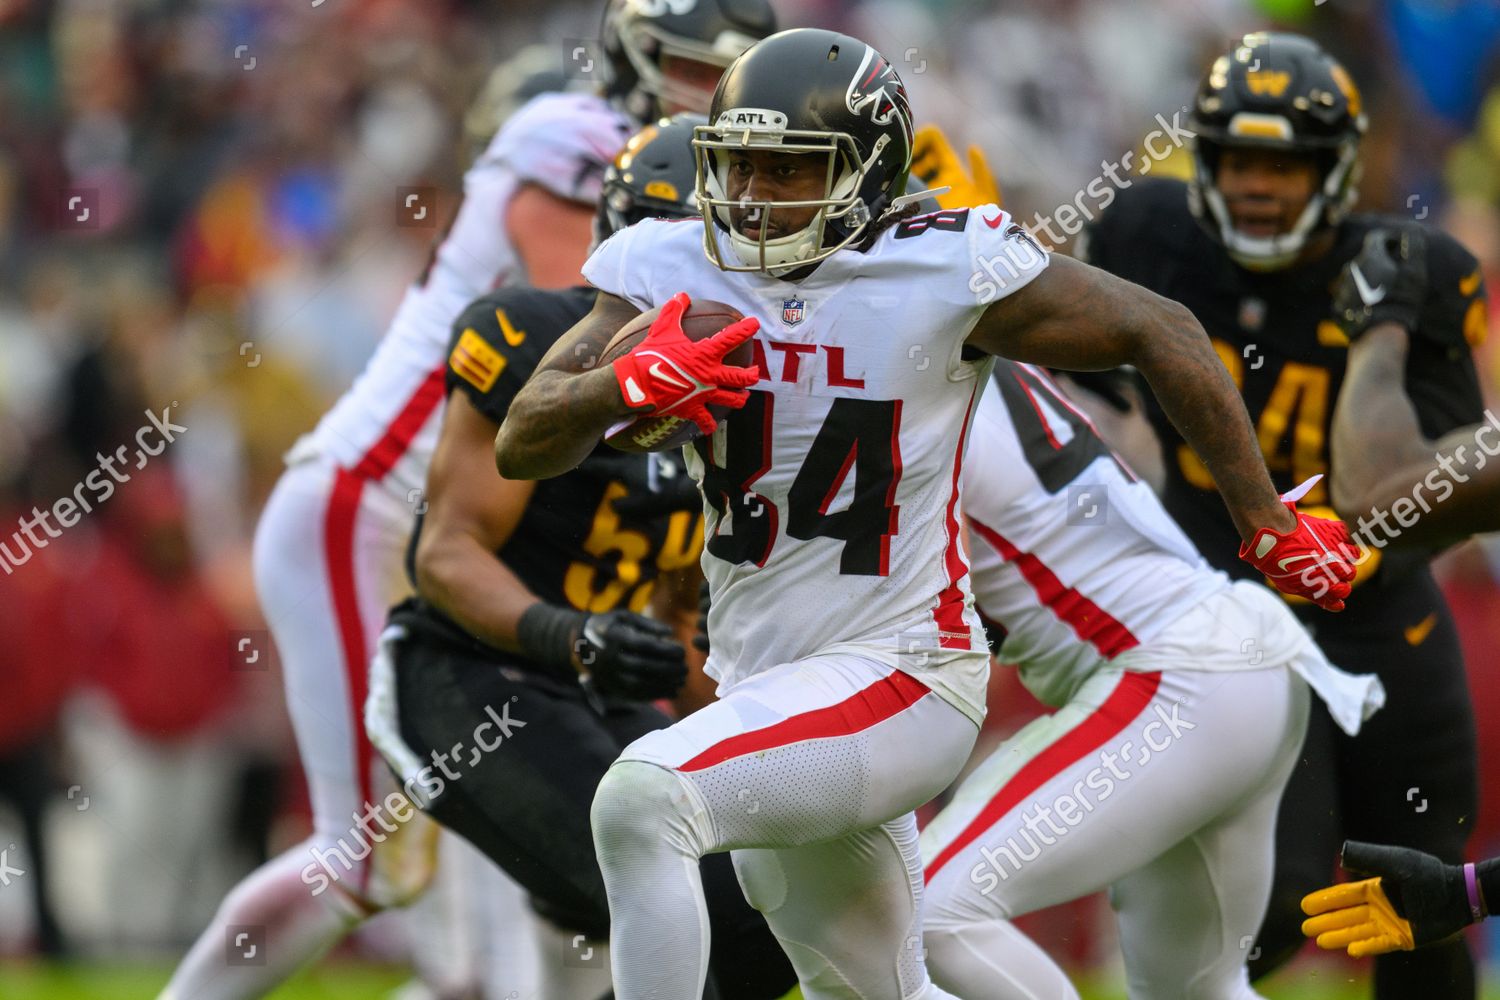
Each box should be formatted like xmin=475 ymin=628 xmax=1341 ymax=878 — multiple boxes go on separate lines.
xmin=1238 ymin=478 xmax=1360 ymax=611
xmin=1302 ymin=840 xmax=1478 ymax=956
xmin=576 ymin=609 xmax=689 ymax=701
xmin=516 ymin=604 xmax=688 ymax=702
xmin=1331 ymin=228 xmax=1428 ymax=343
xmin=613 ymin=291 xmax=761 ymax=435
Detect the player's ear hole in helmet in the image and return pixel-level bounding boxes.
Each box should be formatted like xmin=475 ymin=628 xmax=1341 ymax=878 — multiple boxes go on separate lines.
xmin=603 ymin=0 xmax=778 ymax=121
xmin=1187 ymin=31 xmax=1367 ymax=271
xmin=691 ymin=28 xmax=919 ymax=276
xmin=594 ymin=113 xmax=707 ymax=247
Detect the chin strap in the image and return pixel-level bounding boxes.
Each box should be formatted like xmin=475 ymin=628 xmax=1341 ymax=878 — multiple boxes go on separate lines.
xmin=889 ymin=188 xmax=947 ymax=211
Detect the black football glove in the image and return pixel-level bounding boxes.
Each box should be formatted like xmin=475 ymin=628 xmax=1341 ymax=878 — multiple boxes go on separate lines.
xmin=575 ymin=609 xmax=688 ymax=701
xmin=1332 ymin=228 xmax=1427 ymax=343
xmin=1302 ymin=839 xmax=1472 ymax=956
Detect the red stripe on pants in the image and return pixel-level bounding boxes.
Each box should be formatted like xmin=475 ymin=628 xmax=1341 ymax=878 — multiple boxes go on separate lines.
xmin=678 ymin=671 xmax=932 ymax=773
xmin=925 ymin=670 xmax=1162 ymax=880
xmin=324 ymin=468 xmax=376 ymax=893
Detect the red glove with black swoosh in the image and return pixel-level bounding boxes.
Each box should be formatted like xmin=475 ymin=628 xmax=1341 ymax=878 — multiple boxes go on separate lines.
xmin=612 ymin=292 xmax=761 ymax=436
xmin=1238 ymin=476 xmax=1361 ymax=612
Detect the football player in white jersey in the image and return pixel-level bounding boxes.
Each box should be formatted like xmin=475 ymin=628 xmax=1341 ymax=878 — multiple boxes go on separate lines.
xmin=493 ymin=28 xmax=1361 ymax=1000
xmin=917 ymin=360 xmax=1384 ymax=999
xmin=156 ymin=4 xmax=775 ymax=999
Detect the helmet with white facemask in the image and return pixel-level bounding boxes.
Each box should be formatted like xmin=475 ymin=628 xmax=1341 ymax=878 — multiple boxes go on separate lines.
xmin=692 ymin=28 xmax=917 ymax=275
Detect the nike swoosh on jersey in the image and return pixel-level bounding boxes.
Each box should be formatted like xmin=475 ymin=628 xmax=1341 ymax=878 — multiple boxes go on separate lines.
xmin=983 ymin=213 xmax=1004 ymax=229
xmin=1350 ymin=263 xmax=1387 ymax=305
xmin=648 ymin=360 xmax=690 ymax=391
xmin=1461 ymin=269 xmax=1482 ymax=297
xmin=1404 ymin=612 xmax=1438 ymax=646
xmin=495 ymin=308 xmax=527 ymax=347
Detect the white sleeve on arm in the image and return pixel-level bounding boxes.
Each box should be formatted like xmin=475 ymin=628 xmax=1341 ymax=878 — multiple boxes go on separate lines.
xmin=481 ymin=92 xmax=632 ymax=205
xmin=953 ymin=204 xmax=1051 ymax=309
xmin=581 ymin=222 xmax=657 ymax=311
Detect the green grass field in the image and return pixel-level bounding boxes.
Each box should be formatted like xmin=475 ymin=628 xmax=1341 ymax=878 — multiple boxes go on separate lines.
xmin=1 ymin=960 xmax=1497 ymax=1000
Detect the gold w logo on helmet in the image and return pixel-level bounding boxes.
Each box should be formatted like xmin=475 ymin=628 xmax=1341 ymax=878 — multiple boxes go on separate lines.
xmin=1246 ymin=69 xmax=1292 ymax=97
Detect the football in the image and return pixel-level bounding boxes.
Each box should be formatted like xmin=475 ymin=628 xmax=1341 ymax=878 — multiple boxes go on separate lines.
xmin=600 ymin=299 xmax=755 ymax=453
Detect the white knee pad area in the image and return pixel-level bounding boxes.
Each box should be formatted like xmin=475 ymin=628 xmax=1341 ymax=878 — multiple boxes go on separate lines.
xmin=591 ymin=760 xmax=711 ymax=862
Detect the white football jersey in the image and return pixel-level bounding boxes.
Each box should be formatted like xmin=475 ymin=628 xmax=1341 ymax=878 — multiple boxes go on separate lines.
xmin=296 ymin=92 xmax=633 ymax=497
xmin=963 ymin=362 xmax=1230 ymax=707
xmin=583 ymin=205 xmax=1048 ymax=723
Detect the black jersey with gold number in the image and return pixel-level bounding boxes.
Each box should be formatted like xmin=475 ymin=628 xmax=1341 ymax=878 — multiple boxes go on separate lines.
xmin=1082 ymin=178 xmax=1487 ymax=629
xmin=404 ymin=284 xmax=703 ymax=664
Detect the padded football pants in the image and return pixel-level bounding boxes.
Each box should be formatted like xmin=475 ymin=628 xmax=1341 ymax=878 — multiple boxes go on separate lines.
xmin=591 ymin=652 xmax=980 ymax=1000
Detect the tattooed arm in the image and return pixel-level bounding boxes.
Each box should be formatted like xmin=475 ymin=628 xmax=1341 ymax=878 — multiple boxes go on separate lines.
xmin=967 ymin=254 xmax=1294 ymax=541
xmin=495 ymin=292 xmax=643 ymax=480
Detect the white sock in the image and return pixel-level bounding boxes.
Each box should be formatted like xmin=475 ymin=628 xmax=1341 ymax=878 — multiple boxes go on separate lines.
xmin=591 ymin=762 xmax=711 ymax=1000
xmin=157 ymin=841 xmax=370 ymax=1000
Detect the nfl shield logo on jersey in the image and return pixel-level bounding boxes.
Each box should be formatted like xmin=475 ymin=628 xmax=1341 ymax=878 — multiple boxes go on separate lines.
xmin=781 ymin=298 xmax=806 ymax=327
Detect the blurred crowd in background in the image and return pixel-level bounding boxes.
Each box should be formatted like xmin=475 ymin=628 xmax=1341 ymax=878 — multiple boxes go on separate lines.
xmin=0 ymin=0 xmax=1497 ymax=976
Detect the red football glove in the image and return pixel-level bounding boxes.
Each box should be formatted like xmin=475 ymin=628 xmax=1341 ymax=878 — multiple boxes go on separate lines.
xmin=1238 ymin=476 xmax=1361 ymax=612
xmin=613 ymin=292 xmax=761 ymax=435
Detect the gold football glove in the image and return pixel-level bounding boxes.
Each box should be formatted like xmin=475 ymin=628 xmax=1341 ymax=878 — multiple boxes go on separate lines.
xmin=911 ymin=125 xmax=1002 ymax=210
xmin=1303 ymin=839 xmax=1479 ymax=956
xmin=1302 ymin=877 xmax=1416 ymax=956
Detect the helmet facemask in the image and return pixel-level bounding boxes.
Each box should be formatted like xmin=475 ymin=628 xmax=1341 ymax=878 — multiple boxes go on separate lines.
xmin=1185 ymin=33 xmax=1367 ymax=272
xmin=693 ymin=113 xmax=890 ymax=275
xmin=617 ymin=17 xmax=759 ymax=117
xmin=1191 ymin=132 xmax=1361 ymax=271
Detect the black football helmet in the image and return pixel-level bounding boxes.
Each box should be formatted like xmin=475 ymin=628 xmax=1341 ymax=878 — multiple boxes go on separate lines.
xmin=603 ymin=0 xmax=777 ymax=121
xmin=692 ymin=28 xmax=917 ymax=274
xmin=595 ymin=113 xmax=705 ymax=245
xmin=1188 ymin=32 xmax=1367 ymax=270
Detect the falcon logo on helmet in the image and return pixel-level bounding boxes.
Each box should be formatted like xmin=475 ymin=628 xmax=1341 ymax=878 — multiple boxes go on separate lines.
xmin=845 ymin=47 xmax=911 ymax=138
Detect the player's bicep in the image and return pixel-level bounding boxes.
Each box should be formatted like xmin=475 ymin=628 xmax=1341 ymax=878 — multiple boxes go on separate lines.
xmin=425 ymin=391 xmax=536 ymax=553
xmin=532 ymin=291 xmax=642 ymax=378
xmin=506 ymin=183 xmax=597 ymax=290
xmin=967 ymin=254 xmax=1161 ymax=371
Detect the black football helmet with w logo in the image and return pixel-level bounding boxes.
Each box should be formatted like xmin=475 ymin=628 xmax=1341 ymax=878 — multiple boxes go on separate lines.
xmin=1188 ymin=32 xmax=1367 ymax=270
xmin=692 ymin=28 xmax=917 ymax=273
